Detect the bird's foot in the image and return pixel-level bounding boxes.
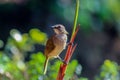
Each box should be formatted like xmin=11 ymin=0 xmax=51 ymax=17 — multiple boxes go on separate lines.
xmin=57 ymin=56 xmax=63 ymax=62
xmin=57 ymin=56 xmax=68 ymax=64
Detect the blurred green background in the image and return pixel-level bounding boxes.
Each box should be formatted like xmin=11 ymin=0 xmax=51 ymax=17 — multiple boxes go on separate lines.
xmin=0 ymin=0 xmax=120 ymax=80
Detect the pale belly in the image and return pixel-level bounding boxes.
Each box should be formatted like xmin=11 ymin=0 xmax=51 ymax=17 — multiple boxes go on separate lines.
xmin=48 ymin=34 xmax=67 ymax=58
xmin=48 ymin=41 xmax=66 ymax=58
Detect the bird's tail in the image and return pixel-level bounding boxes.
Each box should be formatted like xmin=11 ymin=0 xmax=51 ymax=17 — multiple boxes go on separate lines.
xmin=43 ymin=57 xmax=49 ymax=75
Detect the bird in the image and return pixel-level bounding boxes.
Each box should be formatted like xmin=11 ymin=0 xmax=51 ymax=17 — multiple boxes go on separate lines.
xmin=43 ymin=24 xmax=68 ymax=75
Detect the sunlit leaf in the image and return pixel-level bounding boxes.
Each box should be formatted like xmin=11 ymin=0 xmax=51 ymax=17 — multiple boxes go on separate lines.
xmin=29 ymin=28 xmax=47 ymax=44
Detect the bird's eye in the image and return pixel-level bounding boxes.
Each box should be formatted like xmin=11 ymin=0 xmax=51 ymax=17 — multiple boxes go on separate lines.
xmin=57 ymin=26 xmax=61 ymax=28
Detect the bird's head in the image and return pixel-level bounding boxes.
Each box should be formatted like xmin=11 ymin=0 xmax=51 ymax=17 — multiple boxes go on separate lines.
xmin=52 ymin=24 xmax=68 ymax=34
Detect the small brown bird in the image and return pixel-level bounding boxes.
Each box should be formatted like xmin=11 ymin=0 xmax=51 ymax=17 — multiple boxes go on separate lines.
xmin=43 ymin=24 xmax=68 ymax=74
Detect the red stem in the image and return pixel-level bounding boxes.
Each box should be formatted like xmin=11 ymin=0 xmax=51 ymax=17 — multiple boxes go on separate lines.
xmin=56 ymin=26 xmax=79 ymax=80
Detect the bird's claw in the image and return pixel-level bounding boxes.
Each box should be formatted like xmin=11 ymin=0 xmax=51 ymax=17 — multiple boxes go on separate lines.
xmin=57 ymin=56 xmax=68 ymax=64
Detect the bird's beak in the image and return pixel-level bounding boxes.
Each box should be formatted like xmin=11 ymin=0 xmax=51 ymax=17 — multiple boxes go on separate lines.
xmin=64 ymin=31 xmax=69 ymax=35
xmin=51 ymin=26 xmax=56 ymax=29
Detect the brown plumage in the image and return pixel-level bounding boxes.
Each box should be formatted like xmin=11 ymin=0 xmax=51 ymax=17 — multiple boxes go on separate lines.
xmin=43 ymin=24 xmax=68 ymax=74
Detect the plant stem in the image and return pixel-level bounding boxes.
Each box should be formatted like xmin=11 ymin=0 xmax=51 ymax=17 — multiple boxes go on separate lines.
xmin=72 ymin=0 xmax=80 ymax=38
xmin=56 ymin=0 xmax=80 ymax=80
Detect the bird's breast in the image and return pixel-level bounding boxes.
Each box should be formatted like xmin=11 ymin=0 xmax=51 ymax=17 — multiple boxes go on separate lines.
xmin=55 ymin=34 xmax=67 ymax=49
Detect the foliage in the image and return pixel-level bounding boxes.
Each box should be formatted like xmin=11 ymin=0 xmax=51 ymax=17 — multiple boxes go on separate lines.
xmin=0 ymin=29 xmax=120 ymax=80
xmin=0 ymin=0 xmax=120 ymax=80
xmin=51 ymin=0 xmax=120 ymax=32
xmin=95 ymin=60 xmax=120 ymax=80
xmin=0 ymin=28 xmax=83 ymax=80
xmin=0 ymin=28 xmax=47 ymax=80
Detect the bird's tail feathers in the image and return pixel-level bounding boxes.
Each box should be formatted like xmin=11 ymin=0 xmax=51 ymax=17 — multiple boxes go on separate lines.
xmin=43 ymin=57 xmax=49 ymax=75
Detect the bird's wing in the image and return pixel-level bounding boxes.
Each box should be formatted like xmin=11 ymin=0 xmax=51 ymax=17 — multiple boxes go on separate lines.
xmin=44 ymin=35 xmax=56 ymax=56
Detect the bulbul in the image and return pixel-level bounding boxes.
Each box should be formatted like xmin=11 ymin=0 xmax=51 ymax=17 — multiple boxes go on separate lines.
xmin=43 ymin=24 xmax=68 ymax=75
